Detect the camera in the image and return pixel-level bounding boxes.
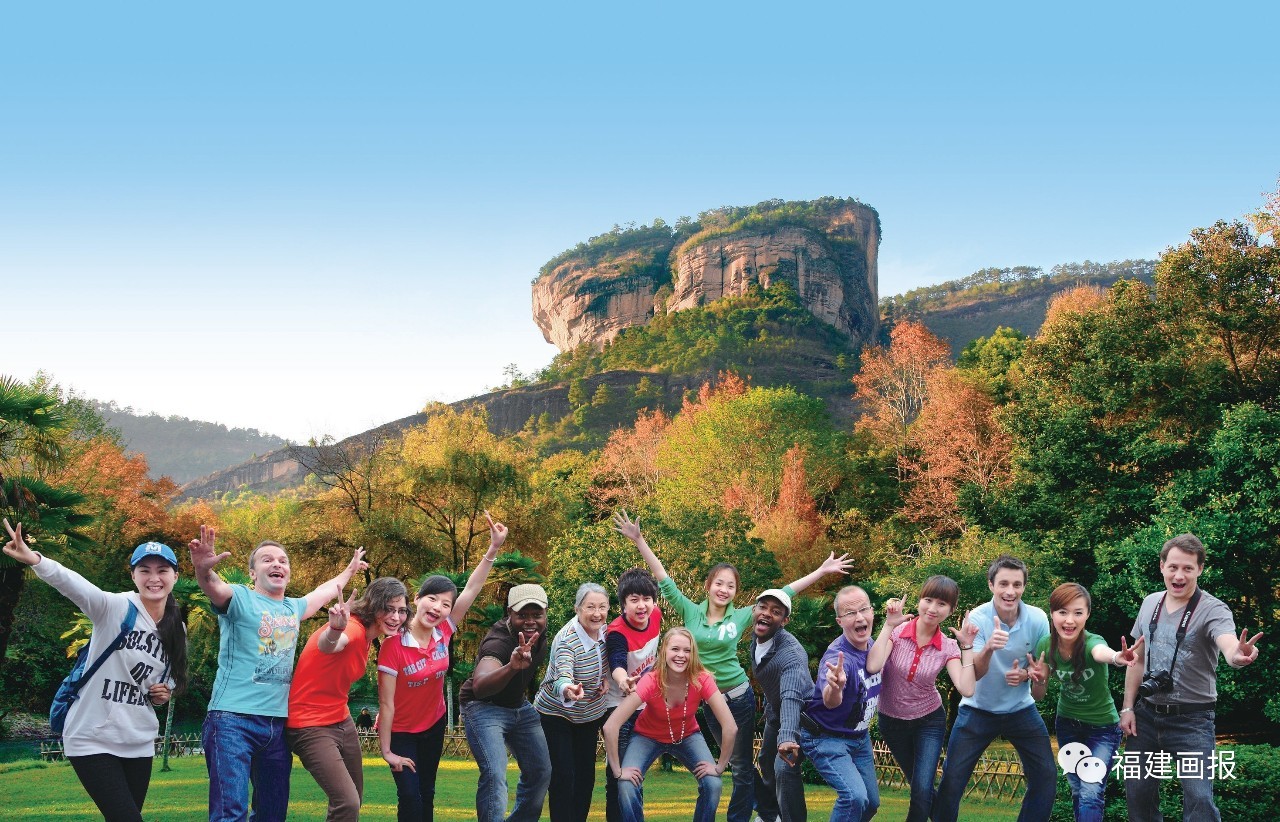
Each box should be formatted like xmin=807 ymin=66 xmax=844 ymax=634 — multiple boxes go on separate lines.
xmin=1138 ymin=669 xmax=1173 ymax=699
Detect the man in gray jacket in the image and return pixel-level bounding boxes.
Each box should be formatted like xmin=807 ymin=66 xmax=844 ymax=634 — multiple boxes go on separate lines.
xmin=750 ymin=589 xmax=813 ymax=822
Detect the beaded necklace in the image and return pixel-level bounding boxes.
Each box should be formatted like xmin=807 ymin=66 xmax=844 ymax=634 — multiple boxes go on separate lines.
xmin=664 ymin=677 xmax=691 ymax=743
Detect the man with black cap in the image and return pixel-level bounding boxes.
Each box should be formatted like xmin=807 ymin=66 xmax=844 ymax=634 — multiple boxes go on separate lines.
xmin=459 ymin=583 xmax=552 ymax=822
xmin=750 ymin=588 xmax=814 ymax=822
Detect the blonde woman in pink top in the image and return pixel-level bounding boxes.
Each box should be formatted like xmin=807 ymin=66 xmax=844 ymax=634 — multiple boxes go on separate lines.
xmin=866 ymin=576 xmax=977 ymax=822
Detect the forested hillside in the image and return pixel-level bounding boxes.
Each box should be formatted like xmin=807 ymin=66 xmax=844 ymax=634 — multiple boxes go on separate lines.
xmin=93 ymin=401 xmax=288 ymax=483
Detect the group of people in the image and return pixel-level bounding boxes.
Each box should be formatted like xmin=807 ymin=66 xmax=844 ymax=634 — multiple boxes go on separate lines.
xmin=3 ymin=512 xmax=1263 ymax=822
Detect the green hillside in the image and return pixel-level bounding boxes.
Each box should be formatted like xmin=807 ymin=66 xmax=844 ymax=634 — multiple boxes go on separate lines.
xmin=93 ymin=401 xmax=289 ymax=484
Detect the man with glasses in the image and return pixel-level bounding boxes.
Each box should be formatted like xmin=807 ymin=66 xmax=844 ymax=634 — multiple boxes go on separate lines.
xmin=459 ymin=584 xmax=552 ymax=822
xmin=798 ymin=586 xmax=882 ymax=821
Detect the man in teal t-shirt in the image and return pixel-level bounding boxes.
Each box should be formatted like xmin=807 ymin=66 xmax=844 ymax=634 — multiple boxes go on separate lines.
xmin=189 ymin=526 xmax=366 ymax=822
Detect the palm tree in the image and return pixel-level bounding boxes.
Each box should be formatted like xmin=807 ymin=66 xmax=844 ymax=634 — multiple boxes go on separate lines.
xmin=0 ymin=376 xmax=80 ymax=668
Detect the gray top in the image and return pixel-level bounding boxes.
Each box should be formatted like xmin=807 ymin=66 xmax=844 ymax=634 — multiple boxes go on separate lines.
xmin=1130 ymin=588 xmax=1236 ymax=705
xmin=751 ymin=628 xmax=813 ymax=746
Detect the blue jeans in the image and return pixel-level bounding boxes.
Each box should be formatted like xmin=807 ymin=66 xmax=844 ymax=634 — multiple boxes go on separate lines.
xmin=756 ymin=719 xmax=806 ymax=822
xmin=462 ymin=700 xmax=551 ymax=822
xmin=618 ymin=731 xmax=723 ymax=822
xmin=202 ymin=710 xmax=291 ymax=822
xmin=933 ymin=703 xmax=1056 ymax=822
xmin=1125 ymin=702 xmax=1219 ymax=822
xmin=877 ymin=706 xmax=946 ymax=822
xmin=1056 ymin=716 xmax=1121 ymax=822
xmin=700 ymin=686 xmax=757 ymax=822
xmin=799 ymin=728 xmax=879 ymax=822
xmin=389 ymin=715 xmax=447 ymax=822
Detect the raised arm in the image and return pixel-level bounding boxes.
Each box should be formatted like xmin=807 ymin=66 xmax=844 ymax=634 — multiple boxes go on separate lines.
xmin=945 ymin=611 xmax=979 ymax=698
xmin=303 ymin=547 xmax=369 ymax=619
xmin=866 ymin=597 xmax=911 ymax=675
xmin=973 ymin=615 xmax=1008 ymax=681
xmin=5 ymin=519 xmax=111 ymax=618
xmin=188 ymin=525 xmax=234 ymax=611
xmin=612 ymin=510 xmax=668 ymax=582
xmin=317 ymin=587 xmax=359 ymax=655
xmin=785 ymin=552 xmax=853 ymax=595
xmin=450 ymin=512 xmax=506 ymax=625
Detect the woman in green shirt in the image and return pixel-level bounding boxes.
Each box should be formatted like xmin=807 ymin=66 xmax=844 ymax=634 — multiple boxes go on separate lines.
xmin=612 ymin=511 xmax=851 ymax=822
xmin=1028 ymin=583 xmax=1143 ymax=822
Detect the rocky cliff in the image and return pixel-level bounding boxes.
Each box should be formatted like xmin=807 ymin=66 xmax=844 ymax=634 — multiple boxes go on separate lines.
xmin=532 ymin=198 xmax=879 ymax=351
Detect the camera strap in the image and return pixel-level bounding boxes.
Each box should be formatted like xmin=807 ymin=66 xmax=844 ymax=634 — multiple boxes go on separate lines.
xmin=1145 ymin=587 xmax=1201 ymax=681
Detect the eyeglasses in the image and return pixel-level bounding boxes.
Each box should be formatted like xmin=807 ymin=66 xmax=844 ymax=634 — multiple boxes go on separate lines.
xmin=385 ymin=608 xmax=410 ymax=617
xmin=837 ymin=606 xmax=875 ymax=619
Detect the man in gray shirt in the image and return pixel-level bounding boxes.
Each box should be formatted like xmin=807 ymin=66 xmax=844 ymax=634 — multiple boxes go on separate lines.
xmin=1121 ymin=533 xmax=1262 ymax=822
xmin=750 ymin=589 xmax=813 ymax=822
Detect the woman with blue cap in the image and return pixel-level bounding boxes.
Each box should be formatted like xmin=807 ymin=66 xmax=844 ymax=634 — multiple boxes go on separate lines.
xmin=3 ymin=518 xmax=187 ymax=822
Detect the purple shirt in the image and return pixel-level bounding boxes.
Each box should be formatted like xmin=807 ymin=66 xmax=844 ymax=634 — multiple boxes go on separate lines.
xmin=803 ymin=635 xmax=880 ymax=737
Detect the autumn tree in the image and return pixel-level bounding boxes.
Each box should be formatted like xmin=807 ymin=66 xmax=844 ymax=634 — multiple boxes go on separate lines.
xmin=655 ymin=379 xmax=844 ymax=524
xmin=397 ymin=407 xmax=527 ymax=574
xmin=588 ymin=408 xmax=670 ymax=513
xmin=899 ymin=369 xmax=1011 ymax=536
xmin=852 ymin=321 xmax=952 ymax=462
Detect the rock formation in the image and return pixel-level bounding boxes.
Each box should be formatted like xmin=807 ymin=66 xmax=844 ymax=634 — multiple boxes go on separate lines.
xmin=532 ymin=198 xmax=879 ymax=351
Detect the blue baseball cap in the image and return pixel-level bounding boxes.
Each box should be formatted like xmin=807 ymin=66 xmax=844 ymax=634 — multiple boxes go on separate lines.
xmin=130 ymin=542 xmax=179 ymax=568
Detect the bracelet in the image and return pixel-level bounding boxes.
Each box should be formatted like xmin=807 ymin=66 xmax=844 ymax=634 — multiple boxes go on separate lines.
xmin=1111 ymin=649 xmax=1122 ymax=666
xmin=958 ymin=645 xmax=973 ymax=651
xmin=1119 ymin=707 xmax=1134 ymax=714
xmin=960 ymin=662 xmax=974 ymax=668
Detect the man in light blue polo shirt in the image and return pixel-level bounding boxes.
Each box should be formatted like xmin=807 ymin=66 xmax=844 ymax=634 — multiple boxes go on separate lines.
xmin=932 ymin=555 xmax=1055 ymax=822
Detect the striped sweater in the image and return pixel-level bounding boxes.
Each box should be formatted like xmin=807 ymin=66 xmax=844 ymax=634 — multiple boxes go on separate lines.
xmin=534 ymin=616 xmax=609 ymax=723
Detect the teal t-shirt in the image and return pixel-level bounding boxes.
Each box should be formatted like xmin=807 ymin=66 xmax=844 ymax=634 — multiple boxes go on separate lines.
xmin=1035 ymin=631 xmax=1120 ymax=726
xmin=208 ymin=584 xmax=309 ymax=717
xmin=657 ymin=576 xmax=794 ymax=690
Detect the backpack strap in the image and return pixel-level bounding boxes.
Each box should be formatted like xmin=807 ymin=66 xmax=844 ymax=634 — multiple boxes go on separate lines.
xmin=67 ymin=601 xmax=139 ymax=696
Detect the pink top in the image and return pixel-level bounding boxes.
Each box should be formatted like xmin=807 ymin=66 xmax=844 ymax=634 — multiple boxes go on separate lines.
xmin=633 ymin=670 xmax=719 ymax=744
xmin=377 ymin=619 xmax=456 ymax=733
xmin=878 ymin=619 xmax=961 ymax=721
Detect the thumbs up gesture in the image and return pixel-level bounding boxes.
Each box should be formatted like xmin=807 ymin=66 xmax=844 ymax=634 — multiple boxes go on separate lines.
xmin=988 ymin=615 xmax=1010 ymax=651
xmin=1005 ymin=656 xmax=1028 ymax=687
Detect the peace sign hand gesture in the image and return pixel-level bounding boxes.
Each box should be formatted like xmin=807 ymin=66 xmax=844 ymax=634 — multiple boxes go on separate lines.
xmin=1115 ymin=635 xmax=1144 ymax=667
xmin=1026 ymin=651 xmax=1049 ymax=684
xmin=329 ymin=586 xmax=357 ymax=632
xmin=509 ymin=631 xmax=539 ymax=671
xmin=1232 ymin=629 xmax=1263 ymax=667
xmin=2 ymin=519 xmax=39 ymax=566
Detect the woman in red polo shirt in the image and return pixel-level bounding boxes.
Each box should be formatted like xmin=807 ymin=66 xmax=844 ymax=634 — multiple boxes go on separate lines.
xmin=866 ymin=576 xmax=977 ymax=822
xmin=377 ymin=514 xmax=507 ymax=822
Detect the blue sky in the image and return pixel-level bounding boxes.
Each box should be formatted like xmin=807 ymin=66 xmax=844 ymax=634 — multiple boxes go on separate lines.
xmin=4 ymin=3 xmax=1277 ymax=443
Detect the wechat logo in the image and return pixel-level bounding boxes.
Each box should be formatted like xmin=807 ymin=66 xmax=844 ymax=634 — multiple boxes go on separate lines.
xmin=1058 ymin=742 xmax=1107 ymax=784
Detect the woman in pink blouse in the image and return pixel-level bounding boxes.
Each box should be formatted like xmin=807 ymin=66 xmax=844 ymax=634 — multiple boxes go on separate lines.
xmin=866 ymin=576 xmax=977 ymax=822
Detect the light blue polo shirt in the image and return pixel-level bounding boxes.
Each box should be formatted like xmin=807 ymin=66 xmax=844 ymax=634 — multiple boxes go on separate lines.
xmin=961 ymin=599 xmax=1049 ymax=714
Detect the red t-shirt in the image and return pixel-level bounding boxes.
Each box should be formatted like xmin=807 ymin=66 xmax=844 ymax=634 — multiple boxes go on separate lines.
xmin=377 ymin=620 xmax=455 ymax=733
xmin=633 ymin=669 xmax=718 ymax=743
xmin=287 ymin=620 xmax=372 ymax=729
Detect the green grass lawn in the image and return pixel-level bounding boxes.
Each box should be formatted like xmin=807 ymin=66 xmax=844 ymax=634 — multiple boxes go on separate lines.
xmin=0 ymin=755 xmax=1021 ymax=820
